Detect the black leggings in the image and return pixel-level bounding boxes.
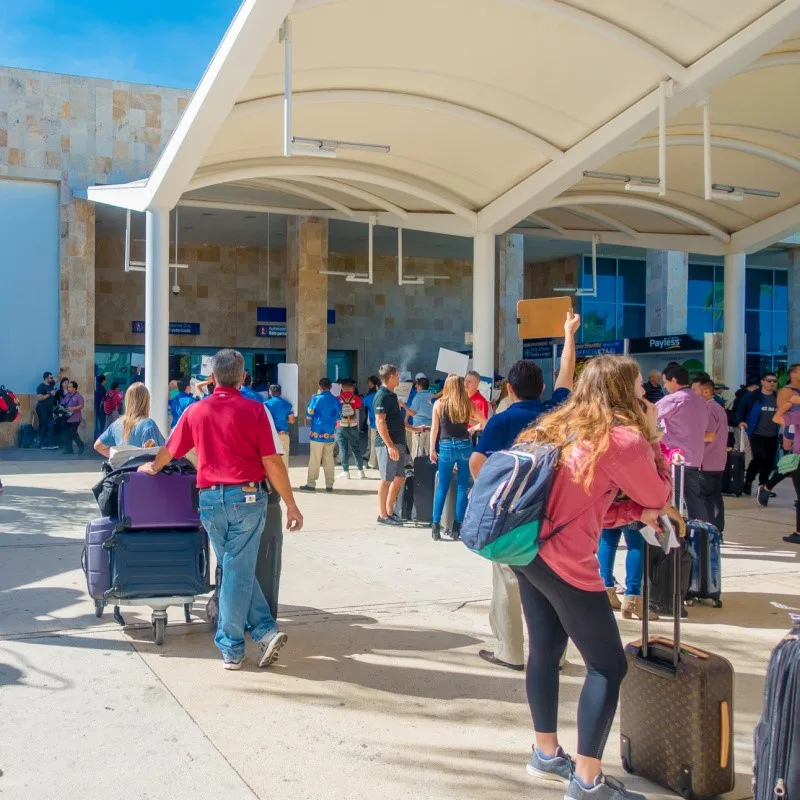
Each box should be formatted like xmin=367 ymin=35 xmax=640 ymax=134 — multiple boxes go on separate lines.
xmin=514 ymin=556 xmax=627 ymax=760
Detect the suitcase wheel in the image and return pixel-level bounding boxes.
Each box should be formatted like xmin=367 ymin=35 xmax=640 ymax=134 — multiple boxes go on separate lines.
xmin=94 ymin=599 xmax=105 ymax=618
xmin=621 ymin=756 xmax=633 ymax=775
xmin=713 ymin=598 xmax=723 ymax=608
xmin=152 ymin=613 xmax=167 ymax=646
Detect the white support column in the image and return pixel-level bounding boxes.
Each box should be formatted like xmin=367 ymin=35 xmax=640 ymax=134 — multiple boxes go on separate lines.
xmin=145 ymin=208 xmax=171 ymax=435
xmin=723 ymin=252 xmax=746 ymax=396
xmin=473 ymin=233 xmax=496 ymax=380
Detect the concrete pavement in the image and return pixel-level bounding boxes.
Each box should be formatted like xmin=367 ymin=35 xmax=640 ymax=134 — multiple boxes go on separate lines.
xmin=1 ymin=451 xmax=799 ymax=799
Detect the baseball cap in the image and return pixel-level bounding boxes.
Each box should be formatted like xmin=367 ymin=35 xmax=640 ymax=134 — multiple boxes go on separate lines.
xmin=415 ymin=372 xmax=427 ymax=380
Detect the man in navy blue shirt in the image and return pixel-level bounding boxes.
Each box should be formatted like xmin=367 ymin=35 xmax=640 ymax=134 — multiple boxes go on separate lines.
xmin=469 ymin=310 xmax=580 ymax=671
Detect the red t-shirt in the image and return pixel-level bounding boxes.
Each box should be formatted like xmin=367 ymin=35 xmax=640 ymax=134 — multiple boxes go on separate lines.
xmin=470 ymin=391 xmax=489 ymax=419
xmin=166 ymin=386 xmax=278 ymax=488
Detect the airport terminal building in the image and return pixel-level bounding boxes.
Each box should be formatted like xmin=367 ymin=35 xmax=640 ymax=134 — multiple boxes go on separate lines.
xmin=2 ymin=1 xmax=800 ymax=438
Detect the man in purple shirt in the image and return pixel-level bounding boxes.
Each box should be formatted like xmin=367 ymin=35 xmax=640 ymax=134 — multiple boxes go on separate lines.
xmin=693 ymin=377 xmax=728 ymax=533
xmin=657 ymin=364 xmax=709 ymax=520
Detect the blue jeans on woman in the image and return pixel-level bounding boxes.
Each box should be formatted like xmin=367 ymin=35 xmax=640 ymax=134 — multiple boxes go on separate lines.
xmin=198 ymin=484 xmax=279 ymax=661
xmin=597 ymin=527 xmax=645 ymax=596
xmin=433 ymin=438 xmax=472 ymax=524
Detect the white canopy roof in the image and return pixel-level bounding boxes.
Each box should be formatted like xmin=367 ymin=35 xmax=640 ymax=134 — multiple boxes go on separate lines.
xmin=88 ymin=0 xmax=800 ymax=255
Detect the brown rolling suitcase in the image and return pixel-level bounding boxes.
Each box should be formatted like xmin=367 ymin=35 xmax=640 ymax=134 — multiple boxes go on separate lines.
xmin=619 ymin=539 xmax=735 ymax=799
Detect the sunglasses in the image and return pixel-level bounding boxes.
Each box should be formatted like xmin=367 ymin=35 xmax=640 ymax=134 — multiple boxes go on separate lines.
xmin=764 ymin=378 xmax=777 ymax=383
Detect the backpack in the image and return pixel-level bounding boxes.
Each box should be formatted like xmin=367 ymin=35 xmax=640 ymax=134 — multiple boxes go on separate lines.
xmin=17 ymin=423 xmax=36 ymax=448
xmin=0 ymin=385 xmax=20 ymax=423
xmin=103 ymin=391 xmax=120 ymax=416
xmin=460 ymin=443 xmax=562 ymax=565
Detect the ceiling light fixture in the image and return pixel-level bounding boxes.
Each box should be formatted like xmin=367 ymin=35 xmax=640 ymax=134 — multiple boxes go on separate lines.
xmin=701 ymin=96 xmax=780 ymax=202
xmin=290 ymin=136 xmax=390 ymax=159
xmin=710 ymin=183 xmax=779 ymax=201
xmin=280 ymin=19 xmax=390 ymax=160
xmin=583 ymin=170 xmax=661 ymax=190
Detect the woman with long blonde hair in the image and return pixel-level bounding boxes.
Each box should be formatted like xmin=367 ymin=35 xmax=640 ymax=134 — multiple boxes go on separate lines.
xmin=511 ymin=356 xmax=672 ymax=800
xmin=94 ymin=382 xmax=165 ymax=458
xmin=428 ymin=374 xmax=486 ymax=541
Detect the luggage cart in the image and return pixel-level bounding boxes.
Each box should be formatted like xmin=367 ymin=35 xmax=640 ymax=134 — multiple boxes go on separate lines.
xmin=94 ymin=595 xmax=196 ymax=646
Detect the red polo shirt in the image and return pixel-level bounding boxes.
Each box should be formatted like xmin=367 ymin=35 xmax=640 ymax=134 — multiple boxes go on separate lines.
xmin=470 ymin=391 xmax=489 ymax=419
xmin=166 ymin=386 xmax=278 ymax=488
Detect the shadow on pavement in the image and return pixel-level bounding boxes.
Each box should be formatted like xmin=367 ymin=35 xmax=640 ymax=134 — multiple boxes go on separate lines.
xmin=0 ymin=485 xmax=96 ymax=537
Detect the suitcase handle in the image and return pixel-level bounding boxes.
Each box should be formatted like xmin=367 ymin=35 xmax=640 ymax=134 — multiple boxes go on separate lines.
xmin=641 ymin=523 xmax=682 ymax=670
xmin=80 ymin=546 xmax=87 ymax=575
xmin=198 ymin=547 xmax=208 ymax=580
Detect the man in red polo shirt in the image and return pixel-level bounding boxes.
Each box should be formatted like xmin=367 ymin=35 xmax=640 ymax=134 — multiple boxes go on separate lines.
xmin=465 ymin=370 xmax=489 ymax=426
xmin=139 ymin=349 xmax=303 ymax=671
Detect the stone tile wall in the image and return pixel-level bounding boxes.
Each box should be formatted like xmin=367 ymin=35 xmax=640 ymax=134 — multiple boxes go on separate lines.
xmin=326 ymin=252 xmax=473 ymax=379
xmin=95 ymin=236 xmax=288 ymax=351
xmin=525 ymin=256 xmax=579 ymax=298
xmin=0 ymin=66 xmax=191 ymax=445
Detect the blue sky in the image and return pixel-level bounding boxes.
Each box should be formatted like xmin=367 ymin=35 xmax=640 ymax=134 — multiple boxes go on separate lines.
xmin=0 ymin=1 xmax=242 ymax=88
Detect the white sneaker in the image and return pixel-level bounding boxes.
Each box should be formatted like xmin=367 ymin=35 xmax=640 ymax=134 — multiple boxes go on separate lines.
xmin=337 ymin=471 xmax=351 ymax=481
xmin=358 ymin=470 xmax=366 ymax=480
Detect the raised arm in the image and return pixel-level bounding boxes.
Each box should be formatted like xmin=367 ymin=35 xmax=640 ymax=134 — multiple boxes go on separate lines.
xmin=554 ymin=311 xmax=582 ymax=391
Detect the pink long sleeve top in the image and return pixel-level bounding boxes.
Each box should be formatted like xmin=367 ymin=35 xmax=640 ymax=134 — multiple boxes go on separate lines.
xmin=538 ymin=426 xmax=673 ymax=592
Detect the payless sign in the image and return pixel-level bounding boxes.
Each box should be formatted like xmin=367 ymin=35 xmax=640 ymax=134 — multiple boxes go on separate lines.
xmin=628 ymin=334 xmax=703 ymax=354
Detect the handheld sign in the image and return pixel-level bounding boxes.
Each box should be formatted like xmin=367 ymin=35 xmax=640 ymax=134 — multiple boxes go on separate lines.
xmin=517 ymin=297 xmax=572 ymax=340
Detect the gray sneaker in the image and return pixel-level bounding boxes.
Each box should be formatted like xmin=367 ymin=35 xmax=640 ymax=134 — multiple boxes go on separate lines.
xmin=565 ymin=773 xmax=645 ymax=800
xmin=526 ymin=746 xmax=573 ymax=784
xmin=222 ymin=654 xmax=244 ymax=671
xmin=257 ymin=631 xmax=288 ymax=668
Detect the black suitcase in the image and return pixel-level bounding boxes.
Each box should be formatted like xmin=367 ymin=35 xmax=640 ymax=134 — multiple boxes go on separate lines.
xmin=650 ymin=463 xmax=692 ymax=615
xmin=753 ymin=613 xmax=800 ymax=800
xmin=108 ymin=529 xmax=210 ymax=599
xmin=207 ymin=492 xmax=283 ymax=627
xmin=722 ymin=429 xmax=746 ymax=497
xmin=648 ymin=541 xmax=692 ymax=615
xmin=619 ymin=545 xmax=736 ymax=800
xmin=412 ymin=455 xmax=437 ymax=524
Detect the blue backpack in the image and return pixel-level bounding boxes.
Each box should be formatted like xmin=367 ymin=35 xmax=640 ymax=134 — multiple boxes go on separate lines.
xmin=460 ymin=443 xmax=561 ymax=565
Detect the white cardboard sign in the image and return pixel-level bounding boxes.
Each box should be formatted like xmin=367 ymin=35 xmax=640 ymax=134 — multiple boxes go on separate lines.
xmin=200 ymin=355 xmax=214 ymax=377
xmin=436 ymin=347 xmax=470 ymax=376
xmin=277 ymin=363 xmax=299 ymax=415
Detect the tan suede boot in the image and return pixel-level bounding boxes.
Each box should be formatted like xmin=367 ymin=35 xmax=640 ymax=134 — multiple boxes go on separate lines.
xmin=606 ymin=587 xmax=621 ymax=610
xmin=621 ymin=595 xmax=659 ymax=620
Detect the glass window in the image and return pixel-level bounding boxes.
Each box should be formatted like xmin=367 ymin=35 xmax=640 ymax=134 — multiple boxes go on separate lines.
xmin=746 ymin=268 xmax=773 ymax=311
xmin=688 ymin=264 xmax=715 ymax=309
xmin=620 ymin=305 xmax=646 ymax=339
xmin=775 ymin=270 xmax=789 ymax=312
xmin=582 ymin=301 xmax=617 ymax=341
xmin=617 ymin=259 xmax=646 ymax=305
xmin=687 ymin=310 xmax=713 ymax=339
xmin=579 ymin=256 xmax=645 ymax=341
xmin=773 ymin=312 xmax=788 ymax=357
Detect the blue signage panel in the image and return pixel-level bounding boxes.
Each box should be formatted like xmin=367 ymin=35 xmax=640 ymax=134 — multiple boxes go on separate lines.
xmin=556 ymin=339 xmax=625 ymax=358
xmin=132 ymin=321 xmax=200 ymax=335
xmin=522 ymin=338 xmax=554 ymax=360
xmin=256 ymin=324 xmax=287 ymax=338
xmin=257 ymin=307 xmax=336 ymax=324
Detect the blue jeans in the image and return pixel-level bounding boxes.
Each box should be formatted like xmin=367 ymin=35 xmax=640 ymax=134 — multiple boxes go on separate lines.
xmin=433 ymin=438 xmax=472 ymax=524
xmin=199 ymin=485 xmax=278 ymax=660
xmin=597 ymin=527 xmax=645 ymax=596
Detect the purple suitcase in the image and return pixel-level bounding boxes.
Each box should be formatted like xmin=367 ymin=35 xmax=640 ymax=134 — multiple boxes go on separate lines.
xmin=117 ymin=471 xmax=199 ymax=531
xmin=83 ymin=517 xmax=115 ymax=600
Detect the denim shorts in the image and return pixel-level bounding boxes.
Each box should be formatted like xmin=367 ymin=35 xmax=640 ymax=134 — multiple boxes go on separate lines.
xmin=377 ymin=445 xmax=405 ymax=481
